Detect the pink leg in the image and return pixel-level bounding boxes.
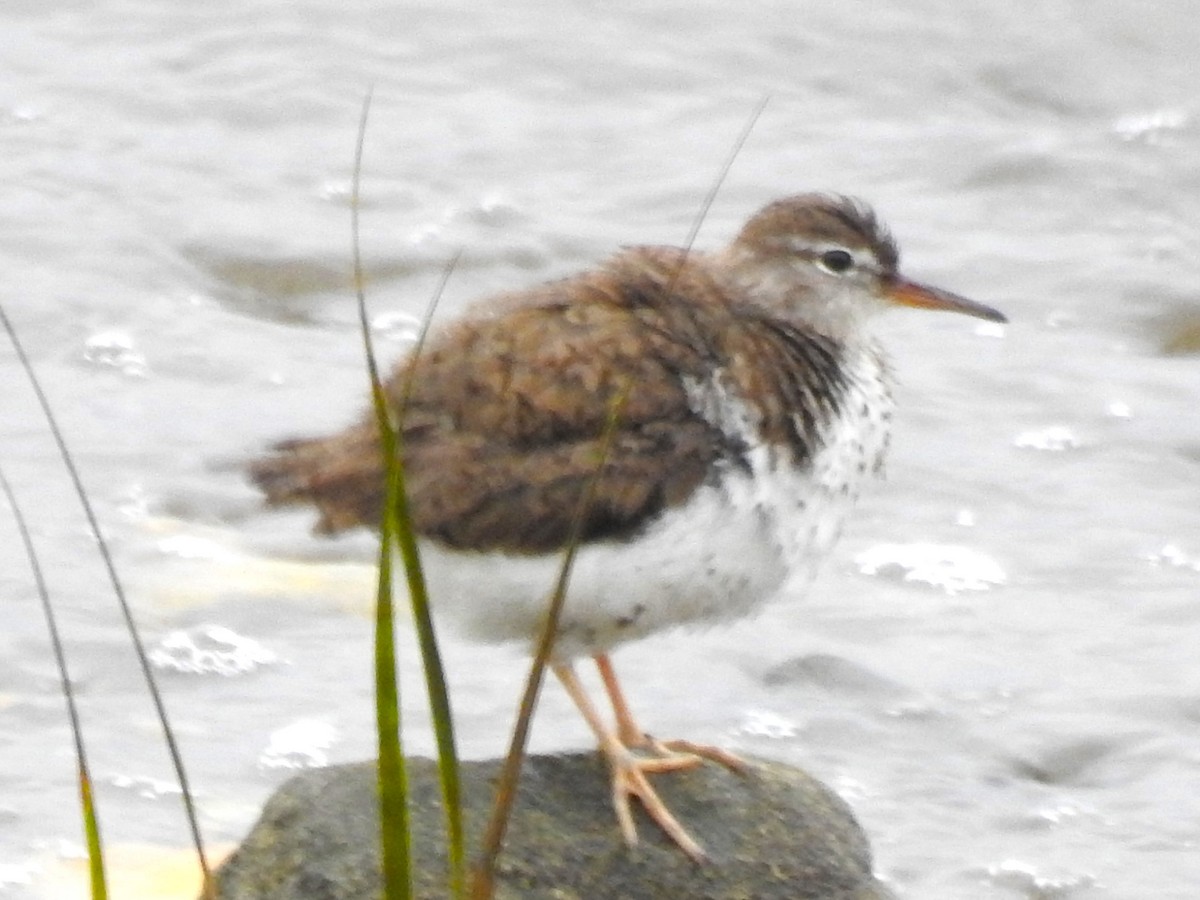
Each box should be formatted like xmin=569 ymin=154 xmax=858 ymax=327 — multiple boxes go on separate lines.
xmin=593 ymin=652 xmax=746 ymax=772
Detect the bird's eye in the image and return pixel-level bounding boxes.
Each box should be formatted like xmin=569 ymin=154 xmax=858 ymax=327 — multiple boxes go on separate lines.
xmin=817 ymin=249 xmax=854 ymax=274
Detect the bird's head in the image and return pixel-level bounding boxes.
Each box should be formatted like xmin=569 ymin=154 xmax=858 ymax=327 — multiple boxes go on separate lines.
xmin=724 ymin=193 xmax=1007 ymax=334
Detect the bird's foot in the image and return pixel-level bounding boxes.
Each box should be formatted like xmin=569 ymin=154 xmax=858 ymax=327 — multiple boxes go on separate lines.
xmin=604 ymin=741 xmax=706 ymax=862
xmin=561 ymin=657 xmax=746 ymax=862
xmin=601 ymin=735 xmax=746 ymax=863
xmin=648 ymin=736 xmax=747 ymax=773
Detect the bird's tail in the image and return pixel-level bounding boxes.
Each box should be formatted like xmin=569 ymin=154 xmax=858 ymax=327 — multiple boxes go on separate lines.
xmin=248 ymin=424 xmax=385 ymax=534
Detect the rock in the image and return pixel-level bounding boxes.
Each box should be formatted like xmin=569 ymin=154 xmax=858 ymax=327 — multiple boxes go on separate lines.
xmin=212 ymin=753 xmax=894 ymax=900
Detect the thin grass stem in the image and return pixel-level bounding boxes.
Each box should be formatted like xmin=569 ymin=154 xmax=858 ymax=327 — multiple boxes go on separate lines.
xmin=0 ymin=304 xmax=214 ymax=899
xmin=1 ymin=468 xmax=109 ymax=900
xmin=469 ymin=384 xmax=629 ymax=900
xmin=467 ymin=98 xmax=768 ymax=896
xmin=352 ymin=84 xmax=413 ymax=900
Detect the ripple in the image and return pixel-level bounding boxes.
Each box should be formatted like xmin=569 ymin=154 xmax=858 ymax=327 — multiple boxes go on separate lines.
xmin=465 ymin=191 xmax=523 ymax=226
xmin=156 ymin=533 xmax=237 ymax=561
xmin=107 ymin=773 xmax=182 ymax=800
xmin=1112 ymin=108 xmax=1189 ymax=144
xmin=763 ymin=653 xmax=907 ymax=697
xmin=1145 ymin=543 xmax=1200 ymax=573
xmin=1106 ymin=400 xmax=1132 ymax=419
xmin=370 ymin=309 xmax=423 ymax=344
xmin=316 ymin=178 xmax=352 ymax=202
xmin=982 ymin=859 xmax=1097 ymax=898
xmin=1014 ymin=426 xmax=1080 ymax=452
xmin=1009 ymin=737 xmax=1119 ymax=786
xmin=974 ymin=321 xmax=1007 ymax=339
xmin=855 ymin=543 xmax=1006 ymax=595
xmin=0 ymin=862 xmax=34 ymax=888
xmin=257 ymin=718 xmax=337 ymax=770
xmin=733 ymin=708 xmax=798 ymax=740
xmin=1028 ymin=801 xmax=1103 ymax=829
xmin=82 ymin=329 xmax=147 ymax=377
xmin=149 ymin=625 xmax=280 ymax=676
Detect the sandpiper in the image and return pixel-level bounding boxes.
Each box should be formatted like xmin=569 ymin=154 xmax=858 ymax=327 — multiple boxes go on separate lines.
xmin=250 ymin=193 xmax=1006 ymax=861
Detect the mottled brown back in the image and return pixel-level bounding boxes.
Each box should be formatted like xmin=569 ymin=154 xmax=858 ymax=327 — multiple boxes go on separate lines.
xmin=250 ymin=245 xmax=850 ymax=554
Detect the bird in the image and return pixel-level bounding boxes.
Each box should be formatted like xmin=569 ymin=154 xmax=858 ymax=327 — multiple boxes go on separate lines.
xmin=249 ymin=192 xmax=1006 ymax=862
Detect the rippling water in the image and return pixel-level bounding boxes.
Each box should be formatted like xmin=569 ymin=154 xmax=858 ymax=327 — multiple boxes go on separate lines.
xmin=3 ymin=2 xmax=1198 ymax=898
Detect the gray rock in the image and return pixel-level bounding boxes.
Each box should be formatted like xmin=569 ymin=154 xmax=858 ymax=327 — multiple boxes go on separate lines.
xmin=213 ymin=753 xmax=894 ymax=900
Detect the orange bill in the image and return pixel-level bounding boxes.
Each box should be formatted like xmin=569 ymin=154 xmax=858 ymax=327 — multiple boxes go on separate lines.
xmin=885 ymin=276 xmax=1007 ymax=323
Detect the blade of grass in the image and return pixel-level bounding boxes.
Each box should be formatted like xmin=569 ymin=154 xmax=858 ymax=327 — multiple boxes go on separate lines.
xmin=351 ymin=87 xmax=466 ymax=899
xmin=390 ymin=251 xmax=467 ymax=900
xmin=1 ymin=468 xmax=109 ymax=900
xmin=469 ymin=383 xmax=629 ymax=900
xmin=372 ymin=440 xmax=412 ymax=899
xmin=351 ymin=84 xmax=413 ymax=900
xmin=665 ymin=94 xmax=768 ymax=296
xmin=0 ymin=304 xmax=214 ymax=899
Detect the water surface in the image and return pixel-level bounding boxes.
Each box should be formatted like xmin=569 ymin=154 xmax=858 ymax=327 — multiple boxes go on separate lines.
xmin=2 ymin=2 xmax=1198 ymax=898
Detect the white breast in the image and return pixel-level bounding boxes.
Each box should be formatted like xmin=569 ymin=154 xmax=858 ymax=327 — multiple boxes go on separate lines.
xmin=684 ymin=341 xmax=893 ymax=582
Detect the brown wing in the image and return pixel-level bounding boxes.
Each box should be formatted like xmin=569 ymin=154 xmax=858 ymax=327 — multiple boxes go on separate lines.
xmin=249 ymin=248 xmax=748 ymax=554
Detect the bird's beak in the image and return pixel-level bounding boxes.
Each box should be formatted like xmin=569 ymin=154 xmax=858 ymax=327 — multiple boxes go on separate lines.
xmin=884 ymin=275 xmax=1007 ymax=324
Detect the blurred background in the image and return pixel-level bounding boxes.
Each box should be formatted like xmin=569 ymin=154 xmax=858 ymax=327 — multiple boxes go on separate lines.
xmin=1 ymin=1 xmax=1198 ymax=897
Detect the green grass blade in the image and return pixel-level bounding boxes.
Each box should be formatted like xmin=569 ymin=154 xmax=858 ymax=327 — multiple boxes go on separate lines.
xmin=0 ymin=304 xmax=213 ymax=898
xmin=390 ymin=252 xmax=467 ymax=899
xmin=374 ymin=458 xmax=413 ymax=897
xmin=78 ymin=767 xmax=108 ymax=900
xmin=390 ymin=460 xmax=466 ymax=896
xmin=1 ymin=468 xmax=109 ymax=900
xmin=351 ymin=85 xmax=413 ymax=900
xmin=352 ymin=88 xmax=466 ymax=899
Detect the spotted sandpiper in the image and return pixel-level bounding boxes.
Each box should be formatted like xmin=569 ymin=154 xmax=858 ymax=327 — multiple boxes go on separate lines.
xmin=250 ymin=193 xmax=1006 ymax=861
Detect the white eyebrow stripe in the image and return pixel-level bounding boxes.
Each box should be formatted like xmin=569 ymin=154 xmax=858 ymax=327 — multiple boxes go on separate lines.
xmin=783 ymin=238 xmax=881 ymax=272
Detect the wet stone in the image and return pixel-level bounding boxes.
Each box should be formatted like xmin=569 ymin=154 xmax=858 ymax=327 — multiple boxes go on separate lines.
xmin=212 ymin=752 xmax=895 ymax=900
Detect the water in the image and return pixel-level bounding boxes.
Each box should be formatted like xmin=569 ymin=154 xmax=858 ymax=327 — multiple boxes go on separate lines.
xmin=3 ymin=1 xmax=1198 ymax=897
